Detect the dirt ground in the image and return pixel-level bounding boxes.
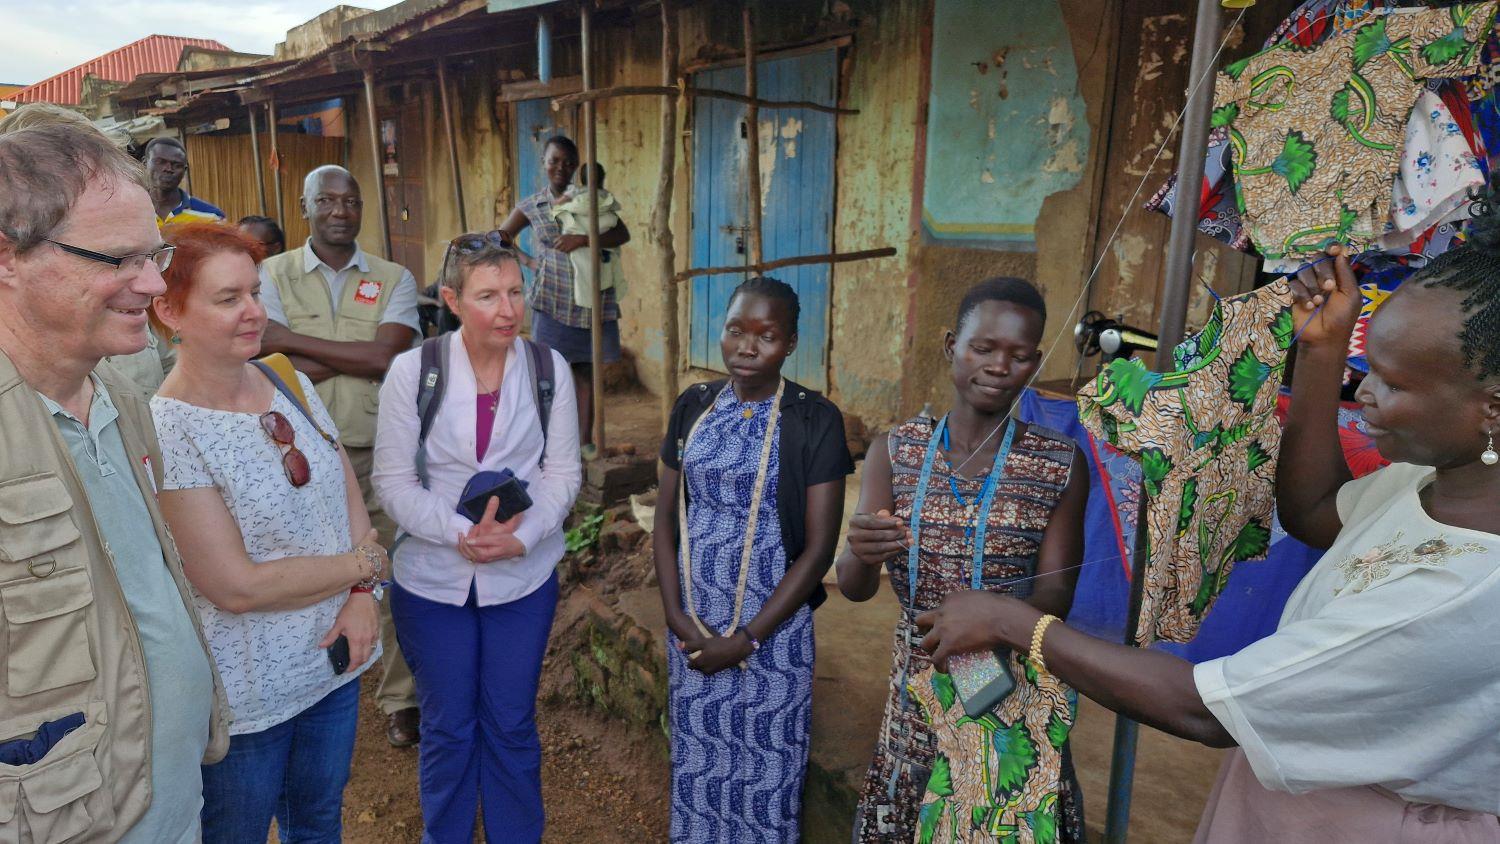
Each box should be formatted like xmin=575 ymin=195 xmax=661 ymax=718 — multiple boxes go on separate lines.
xmin=332 ymin=388 xmax=1225 ymax=843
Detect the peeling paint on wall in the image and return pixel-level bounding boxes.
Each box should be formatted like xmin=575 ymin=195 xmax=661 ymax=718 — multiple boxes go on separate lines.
xmin=920 ymin=0 xmax=1089 ymax=249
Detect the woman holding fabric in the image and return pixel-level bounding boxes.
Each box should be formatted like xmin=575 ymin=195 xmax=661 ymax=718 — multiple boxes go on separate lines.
xmin=149 ymin=223 xmax=386 ymax=844
xmin=914 ymin=230 xmax=1500 ymax=839
xmin=372 ymin=234 xmax=581 ymax=843
xmin=498 ymin=134 xmax=630 ymax=455
xmin=839 ymin=277 xmax=1090 ymax=843
xmin=654 ymin=277 xmax=853 ymax=843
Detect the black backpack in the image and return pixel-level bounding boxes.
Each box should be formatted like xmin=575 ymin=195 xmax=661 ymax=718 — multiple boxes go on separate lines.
xmin=411 ymin=333 xmax=557 ymax=483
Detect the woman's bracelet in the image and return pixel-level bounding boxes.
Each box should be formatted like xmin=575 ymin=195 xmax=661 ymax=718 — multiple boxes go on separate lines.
xmin=352 ymin=543 xmax=387 ymax=583
xmin=1029 ymin=613 xmax=1060 ymax=676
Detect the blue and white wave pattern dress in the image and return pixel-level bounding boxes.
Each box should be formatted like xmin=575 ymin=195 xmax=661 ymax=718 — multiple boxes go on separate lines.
xmin=668 ymin=386 xmax=814 ymax=843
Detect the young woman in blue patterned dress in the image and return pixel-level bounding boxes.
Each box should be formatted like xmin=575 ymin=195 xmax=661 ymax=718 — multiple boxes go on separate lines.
xmin=654 ymin=277 xmax=854 ymax=842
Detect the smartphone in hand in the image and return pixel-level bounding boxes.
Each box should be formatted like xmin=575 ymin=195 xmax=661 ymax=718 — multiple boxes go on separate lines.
xmin=327 ymin=634 xmax=350 ymax=675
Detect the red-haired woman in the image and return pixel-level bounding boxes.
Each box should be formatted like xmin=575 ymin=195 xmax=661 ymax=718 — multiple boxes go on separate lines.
xmin=148 ymin=222 xmax=388 ymax=844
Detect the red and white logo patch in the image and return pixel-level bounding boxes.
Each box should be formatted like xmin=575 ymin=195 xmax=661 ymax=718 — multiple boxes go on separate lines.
xmin=354 ymin=279 xmax=382 ymax=304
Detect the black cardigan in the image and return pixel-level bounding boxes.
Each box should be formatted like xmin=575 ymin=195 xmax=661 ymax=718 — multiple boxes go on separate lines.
xmin=661 ymin=378 xmax=855 ymax=610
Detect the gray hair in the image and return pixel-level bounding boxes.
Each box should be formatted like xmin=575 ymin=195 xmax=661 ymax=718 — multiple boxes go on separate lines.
xmin=441 ymin=236 xmax=519 ymax=295
xmin=0 ymin=103 xmax=95 ymax=135
xmin=302 ymin=164 xmax=357 ymax=203
xmin=0 ymin=124 xmax=149 ymax=253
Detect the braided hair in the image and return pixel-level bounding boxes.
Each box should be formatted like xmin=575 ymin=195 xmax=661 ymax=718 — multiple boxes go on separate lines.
xmin=729 ymin=276 xmax=800 ymax=335
xmin=1415 ymin=178 xmax=1500 ymax=378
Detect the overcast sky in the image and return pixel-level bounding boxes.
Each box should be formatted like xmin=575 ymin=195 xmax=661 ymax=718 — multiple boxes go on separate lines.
xmin=0 ymin=1 xmax=404 ymax=85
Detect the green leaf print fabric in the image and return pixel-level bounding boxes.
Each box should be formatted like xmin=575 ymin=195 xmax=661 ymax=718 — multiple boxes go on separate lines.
xmin=1215 ymin=4 xmax=1497 ymax=269
xmin=1076 ymin=281 xmax=1296 ymax=645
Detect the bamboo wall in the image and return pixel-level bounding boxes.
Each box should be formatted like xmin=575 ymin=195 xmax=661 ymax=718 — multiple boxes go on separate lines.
xmin=184 ymin=133 xmax=346 ymax=248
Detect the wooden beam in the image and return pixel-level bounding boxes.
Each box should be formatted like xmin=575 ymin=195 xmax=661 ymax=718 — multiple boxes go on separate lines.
xmin=247 ymin=104 xmax=268 ymax=216
xmin=551 ymin=85 xmax=858 ymax=115
xmin=743 ymin=2 xmax=762 ymax=266
xmin=436 ymin=61 xmax=469 ymax=232
xmin=653 ymin=0 xmax=681 ymax=425
xmin=497 ymin=75 xmax=582 ymax=102
xmin=267 ymin=96 xmax=285 ymax=226
xmin=362 ymin=65 xmax=394 ymax=260
xmin=673 ymin=247 xmax=897 ymax=283
xmin=582 ymin=0 xmax=606 ymax=452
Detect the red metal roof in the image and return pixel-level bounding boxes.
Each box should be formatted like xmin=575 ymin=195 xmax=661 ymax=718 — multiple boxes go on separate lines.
xmin=12 ymin=35 xmax=231 ymax=105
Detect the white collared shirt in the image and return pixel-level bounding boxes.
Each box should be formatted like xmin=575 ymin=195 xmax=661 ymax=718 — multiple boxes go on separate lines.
xmin=372 ymin=331 xmax=582 ymax=605
xmin=258 ymin=239 xmax=421 ymax=332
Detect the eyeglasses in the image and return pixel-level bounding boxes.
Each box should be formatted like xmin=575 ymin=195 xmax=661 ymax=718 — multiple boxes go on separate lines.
xmin=45 ymin=239 xmax=174 ymax=274
xmin=260 ymin=410 xmax=311 ymax=487
xmin=313 ymin=196 xmax=364 ymax=211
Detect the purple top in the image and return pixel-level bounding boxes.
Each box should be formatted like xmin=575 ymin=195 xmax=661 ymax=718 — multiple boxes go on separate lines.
xmin=476 ymin=393 xmax=498 ymax=461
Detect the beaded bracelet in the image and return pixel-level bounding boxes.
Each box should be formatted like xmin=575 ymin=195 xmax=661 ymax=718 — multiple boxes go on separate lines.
xmin=353 ymin=543 xmax=386 ymax=583
xmin=1029 ymin=613 xmax=1060 ymax=675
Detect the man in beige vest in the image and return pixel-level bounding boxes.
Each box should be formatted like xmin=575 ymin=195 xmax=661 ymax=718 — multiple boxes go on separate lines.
xmin=257 ymin=165 xmax=422 ymax=747
xmin=0 ymin=123 xmax=228 ymax=843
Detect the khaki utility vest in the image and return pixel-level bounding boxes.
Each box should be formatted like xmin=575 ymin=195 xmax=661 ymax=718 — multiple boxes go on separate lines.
xmin=0 ymin=352 xmax=228 ymax=843
xmin=261 ymin=246 xmax=404 ymax=447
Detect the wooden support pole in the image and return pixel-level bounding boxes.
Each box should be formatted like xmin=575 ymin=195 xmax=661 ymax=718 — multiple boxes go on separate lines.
xmin=436 ymin=61 xmax=469 ymax=233
xmin=653 ymin=0 xmax=681 ymax=425
xmin=178 ymin=127 xmax=193 ymax=197
xmin=267 ymin=96 xmax=286 ymax=226
xmin=362 ymin=65 xmax=394 ymax=260
xmin=582 ymin=0 xmax=606 ymax=451
xmin=247 ymin=104 xmax=268 ymax=216
xmin=673 ymin=247 xmax=896 ymax=283
xmin=551 ymin=85 xmax=858 ymax=115
xmin=743 ymin=3 xmax=762 ymax=266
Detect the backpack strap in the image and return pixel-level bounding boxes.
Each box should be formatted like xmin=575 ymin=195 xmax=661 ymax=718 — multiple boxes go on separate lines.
xmin=252 ymin=354 xmax=337 ymax=446
xmin=522 ymin=338 xmax=555 ymax=468
xmin=412 ymin=335 xmax=450 ymax=489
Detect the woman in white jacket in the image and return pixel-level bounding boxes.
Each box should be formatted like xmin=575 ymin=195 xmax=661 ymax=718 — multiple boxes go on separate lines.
xmin=372 ymin=232 xmax=581 ymax=844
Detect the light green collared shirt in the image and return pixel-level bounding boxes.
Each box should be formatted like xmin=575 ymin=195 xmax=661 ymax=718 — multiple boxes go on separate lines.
xmin=41 ymin=377 xmax=213 ymax=844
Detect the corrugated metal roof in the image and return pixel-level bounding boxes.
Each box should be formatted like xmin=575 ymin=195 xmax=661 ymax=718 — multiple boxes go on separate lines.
xmin=13 ymin=35 xmax=230 ymax=105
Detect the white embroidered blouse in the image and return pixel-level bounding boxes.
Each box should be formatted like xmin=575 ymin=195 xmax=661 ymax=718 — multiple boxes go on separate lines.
xmin=1195 ymin=462 xmax=1500 ymax=813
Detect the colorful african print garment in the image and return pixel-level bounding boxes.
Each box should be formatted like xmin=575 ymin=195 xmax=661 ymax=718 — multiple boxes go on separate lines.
xmin=853 ymin=418 xmax=1083 ymax=844
xmin=1215 ymin=4 xmax=1497 ymax=270
xmin=909 ymin=657 xmax=1077 ymax=844
xmin=1077 ymin=281 xmax=1296 ymax=645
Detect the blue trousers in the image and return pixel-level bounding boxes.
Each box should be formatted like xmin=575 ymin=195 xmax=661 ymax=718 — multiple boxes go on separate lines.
xmin=200 ymin=678 xmax=359 ymax=844
xmin=392 ymin=573 xmax=558 ymax=844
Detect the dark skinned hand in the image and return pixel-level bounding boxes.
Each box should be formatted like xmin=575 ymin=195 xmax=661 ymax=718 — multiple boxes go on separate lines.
xmin=915 ymin=590 xmax=1041 ymax=673
xmin=845 ymin=508 xmax=912 ymax=566
xmin=678 ymin=630 xmax=753 ymax=675
xmin=554 ymin=234 xmax=588 ymax=253
xmin=1287 ymin=245 xmax=1363 ymax=349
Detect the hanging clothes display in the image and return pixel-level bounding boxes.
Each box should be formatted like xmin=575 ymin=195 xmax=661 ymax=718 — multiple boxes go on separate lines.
xmin=1076 ymin=281 xmax=1297 ymax=646
xmin=1215 ymin=4 xmax=1497 ymax=272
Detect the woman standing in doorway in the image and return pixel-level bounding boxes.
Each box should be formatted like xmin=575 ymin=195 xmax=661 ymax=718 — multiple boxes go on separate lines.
xmin=654 ymin=277 xmax=853 ymax=842
xmin=499 ymin=135 xmax=629 ymax=456
xmin=840 ymin=278 xmax=1090 ymax=843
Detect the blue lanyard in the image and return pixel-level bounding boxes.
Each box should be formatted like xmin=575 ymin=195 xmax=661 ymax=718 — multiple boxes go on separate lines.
xmin=906 ymin=414 xmax=1017 ymax=603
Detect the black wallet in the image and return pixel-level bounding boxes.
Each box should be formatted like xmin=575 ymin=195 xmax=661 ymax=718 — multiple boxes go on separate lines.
xmin=458 ymin=469 xmax=533 ymax=523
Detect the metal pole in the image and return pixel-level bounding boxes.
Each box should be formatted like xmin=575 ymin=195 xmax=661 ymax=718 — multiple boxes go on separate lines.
xmin=267 ymin=96 xmax=285 ymax=226
xmin=582 ymin=0 xmax=605 ymax=452
xmin=437 ymin=61 xmax=469 ymax=233
xmin=1102 ymin=1 xmax=1221 ymax=841
xmin=247 ymin=104 xmax=268 ymax=216
xmin=362 ymin=64 xmax=394 ymax=261
xmin=537 ymin=12 xmax=553 ymax=83
xmin=743 ymin=2 xmax=762 ymax=266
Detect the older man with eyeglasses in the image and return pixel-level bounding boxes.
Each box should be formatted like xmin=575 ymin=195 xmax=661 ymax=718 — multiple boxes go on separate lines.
xmin=257 ymin=163 xmax=424 ymax=747
xmin=0 ymin=123 xmax=229 ymax=843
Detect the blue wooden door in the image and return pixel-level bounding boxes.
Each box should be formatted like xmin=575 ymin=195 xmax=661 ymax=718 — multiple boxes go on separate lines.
xmin=691 ymin=50 xmax=836 ymax=389
xmin=514 ymin=97 xmax=575 ymax=287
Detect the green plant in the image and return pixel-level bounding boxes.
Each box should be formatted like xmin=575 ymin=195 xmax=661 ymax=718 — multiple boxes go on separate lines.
xmin=566 ymin=513 xmax=605 ymax=553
